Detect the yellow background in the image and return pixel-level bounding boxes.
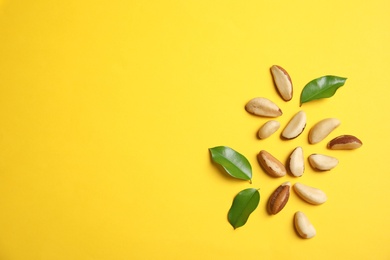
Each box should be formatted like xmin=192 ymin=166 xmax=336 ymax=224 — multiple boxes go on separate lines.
xmin=0 ymin=0 xmax=389 ymax=259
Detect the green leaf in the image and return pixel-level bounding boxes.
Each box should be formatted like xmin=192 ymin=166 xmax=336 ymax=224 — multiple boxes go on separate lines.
xmin=228 ymin=188 xmax=260 ymax=229
xmin=209 ymin=146 xmax=252 ymax=182
xmin=300 ymin=75 xmax=347 ymax=105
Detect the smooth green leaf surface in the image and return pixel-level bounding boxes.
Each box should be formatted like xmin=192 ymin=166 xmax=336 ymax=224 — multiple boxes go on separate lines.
xmin=300 ymin=75 xmax=347 ymax=105
xmin=228 ymin=188 xmax=260 ymax=229
xmin=209 ymin=146 xmax=252 ymax=182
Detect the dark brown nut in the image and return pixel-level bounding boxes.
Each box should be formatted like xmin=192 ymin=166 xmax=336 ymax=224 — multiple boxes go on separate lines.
xmin=327 ymin=135 xmax=362 ymax=150
xmin=257 ymin=150 xmax=287 ymax=177
xmin=268 ymin=182 xmax=291 ymax=215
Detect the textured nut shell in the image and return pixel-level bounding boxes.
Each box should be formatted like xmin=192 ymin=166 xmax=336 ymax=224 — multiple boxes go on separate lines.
xmin=270 ymin=65 xmax=293 ymax=101
xmin=293 ymin=182 xmax=327 ymax=205
xmin=257 ymin=150 xmax=287 ymax=177
xmin=258 ymin=120 xmax=280 ymax=139
xmin=308 ymin=154 xmax=338 ymax=171
xmin=327 ymin=135 xmax=362 ymax=150
xmin=268 ymin=182 xmax=290 ymax=215
xmin=282 ymin=111 xmax=306 ymax=139
xmin=294 ymin=211 xmax=316 ymax=239
xmin=245 ymin=97 xmax=282 ymax=117
xmin=309 ymin=118 xmax=341 ymax=144
xmin=288 ymin=146 xmax=304 ymax=177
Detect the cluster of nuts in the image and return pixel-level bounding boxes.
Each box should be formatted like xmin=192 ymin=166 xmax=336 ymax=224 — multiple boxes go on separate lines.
xmin=245 ymin=65 xmax=362 ymax=238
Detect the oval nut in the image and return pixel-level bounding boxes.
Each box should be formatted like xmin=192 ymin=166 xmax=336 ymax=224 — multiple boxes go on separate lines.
xmin=257 ymin=150 xmax=287 ymax=177
xmin=308 ymin=154 xmax=339 ymax=171
xmin=293 ymin=182 xmax=327 ymax=205
xmin=294 ymin=211 xmax=316 ymax=239
xmin=270 ymin=65 xmax=293 ymax=101
xmin=327 ymin=135 xmax=362 ymax=150
xmin=282 ymin=111 xmax=307 ymax=139
xmin=309 ymin=118 xmax=341 ymax=144
xmin=245 ymin=97 xmax=283 ymax=117
xmin=258 ymin=120 xmax=280 ymax=139
xmin=288 ymin=146 xmax=304 ymax=177
xmin=268 ymin=182 xmax=291 ymax=215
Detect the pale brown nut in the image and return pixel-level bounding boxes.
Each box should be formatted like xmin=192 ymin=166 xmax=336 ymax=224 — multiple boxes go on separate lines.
xmin=309 ymin=118 xmax=341 ymax=144
xmin=245 ymin=97 xmax=282 ymax=117
xmin=308 ymin=154 xmax=338 ymax=171
xmin=257 ymin=150 xmax=287 ymax=177
xmin=268 ymin=182 xmax=291 ymax=215
xmin=270 ymin=65 xmax=293 ymax=101
xmin=258 ymin=120 xmax=280 ymax=139
xmin=288 ymin=146 xmax=304 ymax=177
xmin=293 ymin=182 xmax=327 ymax=205
xmin=294 ymin=211 xmax=316 ymax=239
xmin=281 ymin=111 xmax=307 ymax=139
xmin=327 ymin=135 xmax=362 ymax=150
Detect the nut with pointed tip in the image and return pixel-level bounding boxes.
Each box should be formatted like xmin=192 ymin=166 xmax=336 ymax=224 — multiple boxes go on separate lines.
xmin=268 ymin=182 xmax=290 ymax=215
xmin=309 ymin=118 xmax=341 ymax=144
xmin=308 ymin=154 xmax=338 ymax=171
xmin=257 ymin=150 xmax=287 ymax=177
xmin=294 ymin=211 xmax=316 ymax=239
xmin=282 ymin=111 xmax=307 ymax=139
xmin=258 ymin=120 xmax=280 ymax=139
xmin=293 ymin=182 xmax=327 ymax=205
xmin=245 ymin=97 xmax=282 ymax=117
xmin=327 ymin=135 xmax=362 ymax=150
xmin=270 ymin=65 xmax=293 ymax=101
xmin=288 ymin=146 xmax=304 ymax=177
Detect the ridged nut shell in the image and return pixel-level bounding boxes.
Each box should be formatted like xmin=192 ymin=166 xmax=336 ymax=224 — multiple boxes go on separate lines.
xmin=294 ymin=211 xmax=316 ymax=239
xmin=268 ymin=182 xmax=290 ymax=215
xmin=293 ymin=182 xmax=327 ymax=205
xmin=258 ymin=120 xmax=280 ymax=139
xmin=245 ymin=97 xmax=283 ymax=117
xmin=309 ymin=118 xmax=341 ymax=144
xmin=308 ymin=154 xmax=338 ymax=171
xmin=327 ymin=135 xmax=362 ymax=150
xmin=257 ymin=150 xmax=287 ymax=177
xmin=270 ymin=65 xmax=293 ymax=101
xmin=282 ymin=111 xmax=306 ymax=139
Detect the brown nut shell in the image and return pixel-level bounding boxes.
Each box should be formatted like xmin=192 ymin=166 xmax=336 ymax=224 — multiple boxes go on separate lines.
xmin=268 ymin=182 xmax=291 ymax=215
xmin=327 ymin=135 xmax=362 ymax=150
xmin=257 ymin=150 xmax=287 ymax=177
